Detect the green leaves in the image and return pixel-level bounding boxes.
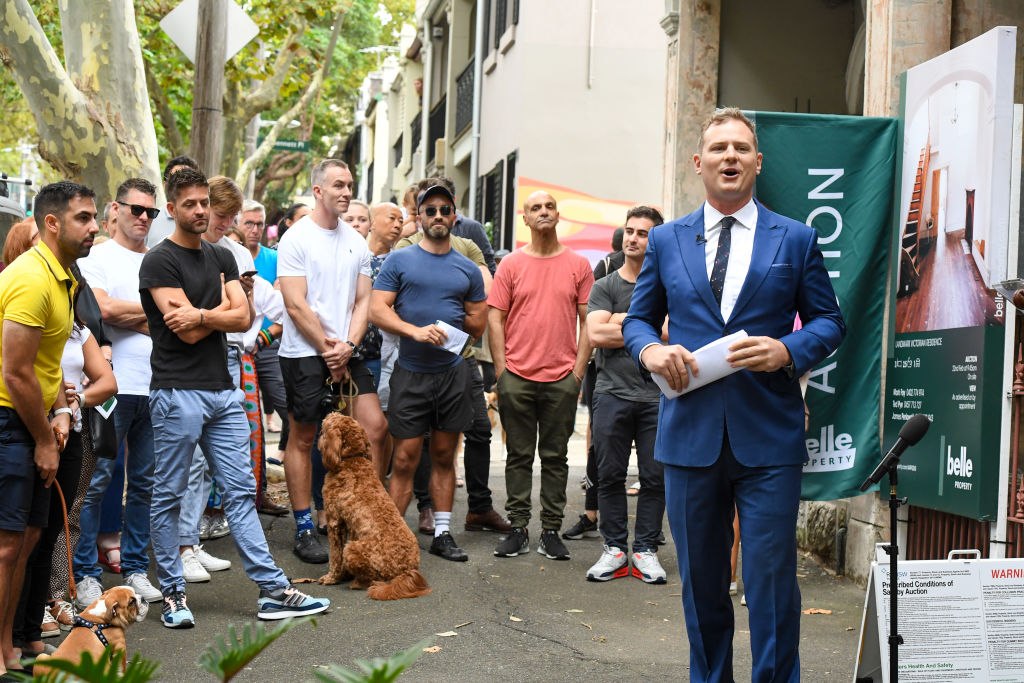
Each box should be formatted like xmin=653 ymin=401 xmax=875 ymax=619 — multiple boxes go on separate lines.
xmin=16 ymin=647 xmax=160 ymax=683
xmin=309 ymin=639 xmax=431 ymax=683
xmin=197 ymin=616 xmax=315 ymax=682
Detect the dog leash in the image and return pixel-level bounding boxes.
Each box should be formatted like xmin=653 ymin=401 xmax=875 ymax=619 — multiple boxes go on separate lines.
xmin=325 ymin=375 xmax=359 ymax=418
xmin=53 ymin=479 xmax=77 ymax=602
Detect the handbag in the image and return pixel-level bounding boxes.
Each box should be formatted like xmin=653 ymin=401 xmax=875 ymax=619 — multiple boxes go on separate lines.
xmin=86 ymin=406 xmax=119 ymax=460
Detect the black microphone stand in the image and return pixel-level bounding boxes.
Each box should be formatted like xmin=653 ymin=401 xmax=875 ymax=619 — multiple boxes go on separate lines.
xmin=882 ymin=462 xmax=906 ymax=682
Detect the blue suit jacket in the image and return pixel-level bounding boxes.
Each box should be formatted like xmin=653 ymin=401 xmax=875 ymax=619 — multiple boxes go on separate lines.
xmin=622 ymin=200 xmax=845 ymax=468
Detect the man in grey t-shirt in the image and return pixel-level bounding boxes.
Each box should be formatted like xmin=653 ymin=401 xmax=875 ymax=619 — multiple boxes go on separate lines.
xmin=583 ymin=206 xmax=668 ymax=585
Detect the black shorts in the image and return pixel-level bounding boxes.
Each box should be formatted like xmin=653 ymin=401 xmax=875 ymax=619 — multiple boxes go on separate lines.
xmin=0 ymin=408 xmax=51 ymax=531
xmin=280 ymin=355 xmax=376 ymax=425
xmin=387 ymin=361 xmax=473 ymax=439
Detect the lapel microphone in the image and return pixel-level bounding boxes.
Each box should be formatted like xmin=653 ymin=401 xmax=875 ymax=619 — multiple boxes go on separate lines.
xmin=696 ymin=233 xmax=707 ymax=245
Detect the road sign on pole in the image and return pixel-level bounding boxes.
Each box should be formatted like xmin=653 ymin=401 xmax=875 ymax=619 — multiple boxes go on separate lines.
xmin=160 ymin=0 xmax=258 ymax=64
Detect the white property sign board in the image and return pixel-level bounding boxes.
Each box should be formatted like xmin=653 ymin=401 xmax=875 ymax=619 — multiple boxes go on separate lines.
xmin=855 ymin=547 xmax=1024 ymax=682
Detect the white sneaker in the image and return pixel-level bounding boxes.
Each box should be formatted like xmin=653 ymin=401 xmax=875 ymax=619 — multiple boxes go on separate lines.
xmin=194 ymin=544 xmax=231 ymax=572
xmin=181 ymin=548 xmax=211 ymax=583
xmin=729 ymin=580 xmax=738 ymax=595
xmin=125 ymin=572 xmax=163 ymax=602
xmin=585 ymin=545 xmax=629 ymax=582
xmin=207 ymin=513 xmax=230 ymax=539
xmin=75 ymin=576 xmax=103 ymax=610
xmin=631 ymin=550 xmax=667 ymax=584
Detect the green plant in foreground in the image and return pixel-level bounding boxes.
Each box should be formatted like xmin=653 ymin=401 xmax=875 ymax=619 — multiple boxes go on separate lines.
xmin=13 ymin=619 xmax=426 ymax=681
xmin=198 ymin=617 xmax=313 ymax=682
xmin=11 ymin=647 xmax=159 ymax=682
xmin=309 ymin=639 xmax=431 ymax=683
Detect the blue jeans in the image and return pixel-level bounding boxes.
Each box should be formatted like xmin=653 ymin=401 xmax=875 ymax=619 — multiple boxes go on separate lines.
xmin=180 ymin=348 xmax=240 ymax=541
xmin=73 ymin=394 xmax=155 ymax=579
xmin=149 ymin=387 xmax=287 ymax=595
xmin=99 ymin=444 xmax=125 ymax=534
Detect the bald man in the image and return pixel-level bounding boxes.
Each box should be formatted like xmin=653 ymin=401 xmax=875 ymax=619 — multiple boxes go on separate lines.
xmin=488 ymin=191 xmax=594 ymax=561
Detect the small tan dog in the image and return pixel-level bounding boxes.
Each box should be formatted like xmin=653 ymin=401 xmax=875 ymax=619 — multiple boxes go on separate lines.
xmin=317 ymin=412 xmax=431 ymax=600
xmin=34 ymin=586 xmax=147 ymax=675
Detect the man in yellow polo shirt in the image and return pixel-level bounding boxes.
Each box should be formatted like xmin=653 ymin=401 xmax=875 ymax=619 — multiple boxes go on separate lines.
xmin=0 ymin=181 xmax=98 ymax=676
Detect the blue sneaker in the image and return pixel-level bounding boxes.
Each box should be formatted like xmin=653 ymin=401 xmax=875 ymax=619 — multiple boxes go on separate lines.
xmin=161 ymin=590 xmax=194 ymax=629
xmin=257 ymin=584 xmax=330 ymax=620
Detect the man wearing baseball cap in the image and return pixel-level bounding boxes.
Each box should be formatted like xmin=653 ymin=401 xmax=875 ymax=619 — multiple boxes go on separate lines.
xmin=369 ymin=185 xmax=487 ymax=561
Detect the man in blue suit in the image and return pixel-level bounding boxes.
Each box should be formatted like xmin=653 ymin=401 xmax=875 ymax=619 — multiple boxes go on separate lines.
xmin=622 ymin=108 xmax=844 ymax=682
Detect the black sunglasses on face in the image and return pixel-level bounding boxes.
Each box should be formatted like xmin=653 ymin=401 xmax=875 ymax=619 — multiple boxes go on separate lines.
xmin=117 ymin=201 xmax=160 ymax=220
xmin=422 ymin=206 xmax=453 ymax=217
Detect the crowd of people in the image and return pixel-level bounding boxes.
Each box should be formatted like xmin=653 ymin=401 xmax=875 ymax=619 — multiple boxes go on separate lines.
xmin=0 ymin=108 xmax=844 ymax=681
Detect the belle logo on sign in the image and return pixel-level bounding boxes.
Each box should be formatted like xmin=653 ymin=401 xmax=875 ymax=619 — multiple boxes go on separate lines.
xmin=804 ymin=424 xmax=856 ymax=472
xmin=946 ymin=445 xmax=974 ymax=491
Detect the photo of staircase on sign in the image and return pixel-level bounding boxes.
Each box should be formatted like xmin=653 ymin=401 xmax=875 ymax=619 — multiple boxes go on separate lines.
xmin=894 ymin=139 xmax=1001 ymax=333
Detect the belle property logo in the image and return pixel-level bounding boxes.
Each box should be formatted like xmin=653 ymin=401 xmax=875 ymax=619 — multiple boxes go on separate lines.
xmin=804 ymin=424 xmax=856 ymax=473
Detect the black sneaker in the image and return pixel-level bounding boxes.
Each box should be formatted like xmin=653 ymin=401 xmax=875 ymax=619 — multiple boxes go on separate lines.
xmin=429 ymin=531 xmax=468 ymax=562
xmin=537 ymin=530 xmax=571 ymax=560
xmin=562 ymin=513 xmax=600 ymax=540
xmin=494 ymin=527 xmax=529 ymax=557
xmin=293 ymin=529 xmax=328 ymax=564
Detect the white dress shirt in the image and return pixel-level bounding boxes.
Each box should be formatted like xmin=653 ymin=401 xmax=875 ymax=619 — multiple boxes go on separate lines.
xmin=703 ymin=199 xmax=758 ymax=322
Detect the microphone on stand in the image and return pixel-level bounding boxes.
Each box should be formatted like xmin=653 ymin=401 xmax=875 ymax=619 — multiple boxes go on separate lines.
xmin=859 ymin=414 xmax=931 ymax=492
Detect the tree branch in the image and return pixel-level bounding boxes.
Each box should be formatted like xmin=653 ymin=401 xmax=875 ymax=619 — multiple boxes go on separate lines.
xmin=236 ymin=22 xmax=306 ymax=121
xmin=234 ymin=6 xmax=350 ymax=185
xmin=145 ymin=59 xmax=186 ymax=156
xmin=254 ymin=151 xmax=304 ymax=199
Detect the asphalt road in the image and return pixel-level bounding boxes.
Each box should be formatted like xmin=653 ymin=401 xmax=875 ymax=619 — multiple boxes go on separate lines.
xmin=65 ymin=456 xmax=867 ymax=682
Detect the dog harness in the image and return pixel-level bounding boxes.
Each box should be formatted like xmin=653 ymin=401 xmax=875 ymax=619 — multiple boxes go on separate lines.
xmin=73 ymin=615 xmax=112 ymax=647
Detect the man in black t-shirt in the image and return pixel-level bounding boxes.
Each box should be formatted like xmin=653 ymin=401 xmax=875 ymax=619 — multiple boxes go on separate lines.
xmin=584 ymin=206 xmax=667 ymax=585
xmin=139 ymin=168 xmax=329 ymax=629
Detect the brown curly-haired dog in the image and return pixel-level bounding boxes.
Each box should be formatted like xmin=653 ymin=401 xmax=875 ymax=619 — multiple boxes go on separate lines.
xmin=317 ymin=412 xmax=431 ymax=600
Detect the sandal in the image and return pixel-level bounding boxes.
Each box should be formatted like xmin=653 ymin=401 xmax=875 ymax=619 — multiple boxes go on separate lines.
xmin=626 ymin=481 xmax=641 ymax=496
xmin=98 ymin=545 xmax=121 ymax=574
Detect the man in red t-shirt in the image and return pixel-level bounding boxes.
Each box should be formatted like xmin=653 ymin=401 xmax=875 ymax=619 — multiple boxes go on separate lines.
xmin=488 ymin=191 xmax=593 ymax=561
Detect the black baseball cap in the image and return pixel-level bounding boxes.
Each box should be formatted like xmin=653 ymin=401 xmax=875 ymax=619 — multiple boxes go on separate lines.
xmin=417 ymin=185 xmax=456 ymax=210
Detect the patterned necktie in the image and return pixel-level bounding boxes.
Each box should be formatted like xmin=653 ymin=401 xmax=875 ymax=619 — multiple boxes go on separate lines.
xmin=710 ymin=216 xmax=735 ymax=305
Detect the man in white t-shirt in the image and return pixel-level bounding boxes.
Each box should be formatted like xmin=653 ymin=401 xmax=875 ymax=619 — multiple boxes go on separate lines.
xmin=277 ymin=159 xmax=386 ymax=564
xmin=75 ymin=178 xmax=164 ymax=607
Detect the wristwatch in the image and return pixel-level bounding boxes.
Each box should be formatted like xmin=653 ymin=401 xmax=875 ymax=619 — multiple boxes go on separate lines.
xmin=345 ymin=340 xmax=356 ymax=350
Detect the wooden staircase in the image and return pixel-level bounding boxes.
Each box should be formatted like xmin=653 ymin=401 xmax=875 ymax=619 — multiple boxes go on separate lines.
xmin=899 ymin=146 xmax=930 ymax=296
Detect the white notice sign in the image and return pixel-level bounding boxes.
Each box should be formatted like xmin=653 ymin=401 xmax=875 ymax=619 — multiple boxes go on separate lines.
xmin=856 ymin=550 xmax=1024 ymax=682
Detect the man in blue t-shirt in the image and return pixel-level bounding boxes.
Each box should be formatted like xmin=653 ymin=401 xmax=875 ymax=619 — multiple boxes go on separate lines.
xmin=370 ymin=185 xmax=487 ymax=562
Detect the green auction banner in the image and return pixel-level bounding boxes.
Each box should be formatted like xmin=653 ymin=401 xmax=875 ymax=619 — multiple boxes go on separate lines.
xmin=751 ymin=111 xmax=898 ymax=501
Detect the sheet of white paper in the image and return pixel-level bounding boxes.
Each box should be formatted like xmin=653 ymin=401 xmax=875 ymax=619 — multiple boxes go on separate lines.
xmin=435 ymin=320 xmax=471 ymax=356
xmin=651 ymin=330 xmax=749 ymax=398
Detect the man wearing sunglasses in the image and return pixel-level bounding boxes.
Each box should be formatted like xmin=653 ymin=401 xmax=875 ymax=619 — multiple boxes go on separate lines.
xmin=75 ymin=177 xmax=164 ymax=607
xmin=370 ymin=185 xmax=487 ymax=562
